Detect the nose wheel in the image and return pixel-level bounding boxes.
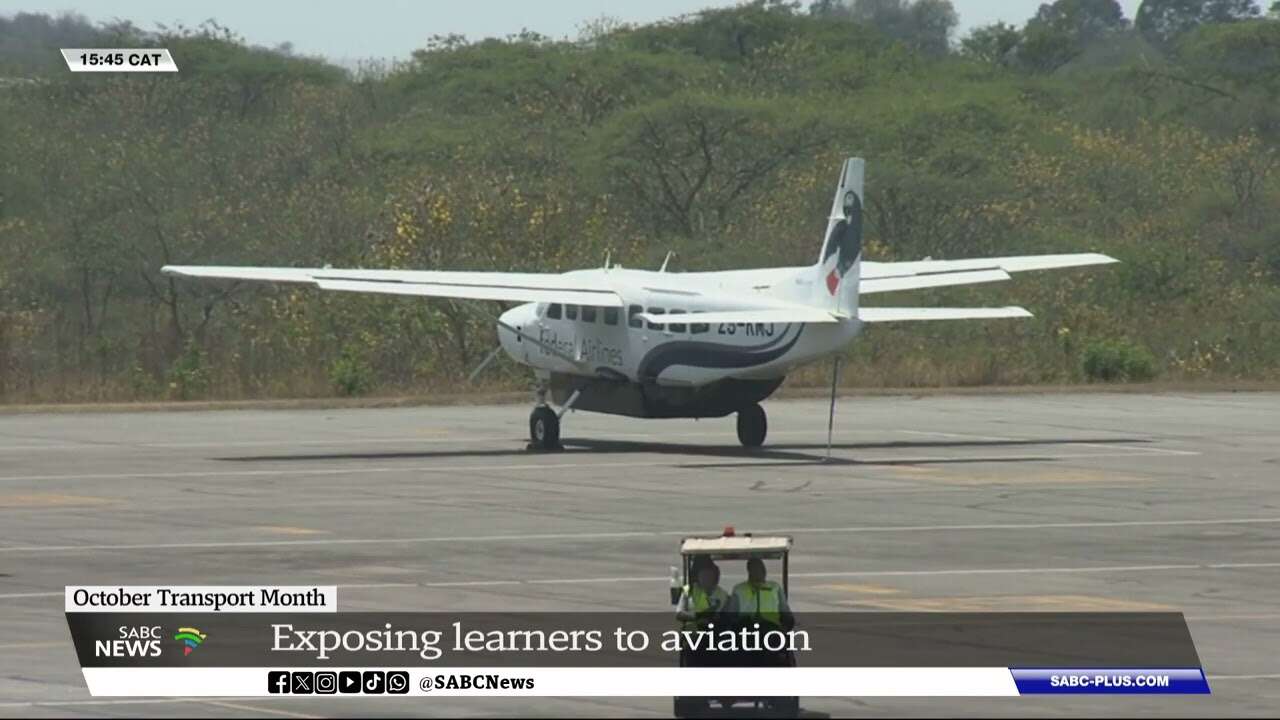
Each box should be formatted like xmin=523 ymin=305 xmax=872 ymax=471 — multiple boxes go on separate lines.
xmin=736 ymin=403 xmax=767 ymax=448
xmin=528 ymin=406 xmax=562 ymax=451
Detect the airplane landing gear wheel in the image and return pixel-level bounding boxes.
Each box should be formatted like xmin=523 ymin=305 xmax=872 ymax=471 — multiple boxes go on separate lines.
xmin=528 ymin=406 xmax=561 ymax=451
xmin=736 ymin=403 xmax=767 ymax=448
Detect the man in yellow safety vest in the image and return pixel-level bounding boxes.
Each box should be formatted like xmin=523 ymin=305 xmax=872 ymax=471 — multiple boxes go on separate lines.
xmin=729 ymin=558 xmax=794 ymax=630
xmin=676 ymin=559 xmax=729 ymax=631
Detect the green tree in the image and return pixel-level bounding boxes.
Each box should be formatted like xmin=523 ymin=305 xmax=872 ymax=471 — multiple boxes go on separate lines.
xmin=1019 ymin=0 xmax=1129 ymax=72
xmin=960 ymin=21 xmax=1022 ymax=64
xmin=587 ymin=93 xmax=828 ymax=241
xmin=846 ymin=0 xmax=959 ymax=55
xmin=1136 ymin=0 xmax=1261 ymax=46
xmin=1178 ymin=19 xmax=1280 ymax=98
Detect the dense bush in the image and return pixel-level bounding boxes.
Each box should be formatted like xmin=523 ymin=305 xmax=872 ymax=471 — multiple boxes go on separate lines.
xmin=1082 ymin=339 xmax=1160 ymax=382
xmin=329 ymin=353 xmax=374 ymax=397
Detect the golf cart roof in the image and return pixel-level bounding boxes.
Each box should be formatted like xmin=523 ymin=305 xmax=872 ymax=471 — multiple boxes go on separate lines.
xmin=680 ymin=534 xmax=792 ymax=560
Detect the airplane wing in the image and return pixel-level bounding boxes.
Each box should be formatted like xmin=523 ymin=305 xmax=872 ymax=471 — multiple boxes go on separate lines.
xmin=635 ymin=308 xmax=839 ymax=325
xmin=859 ymin=268 xmax=1011 ymax=294
xmin=160 ymin=266 xmax=624 ymax=307
xmin=858 ymin=306 xmax=1032 ymax=322
xmin=860 ymin=253 xmax=1117 ymax=293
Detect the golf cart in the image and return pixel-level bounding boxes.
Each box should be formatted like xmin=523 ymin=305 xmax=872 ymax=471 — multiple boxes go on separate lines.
xmin=670 ymin=527 xmax=799 ymax=719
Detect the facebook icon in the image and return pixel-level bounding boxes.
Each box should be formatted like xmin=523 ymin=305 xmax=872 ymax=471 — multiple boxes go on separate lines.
xmin=268 ymin=671 xmax=291 ymax=694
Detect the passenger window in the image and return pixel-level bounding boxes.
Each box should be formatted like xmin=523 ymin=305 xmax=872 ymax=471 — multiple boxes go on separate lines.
xmin=628 ymin=305 xmax=643 ymax=329
xmin=646 ymin=307 xmax=665 ymax=330
xmin=547 ymin=303 xmax=562 ymax=320
xmin=604 ymin=307 xmax=619 ymax=326
xmin=581 ymin=306 xmax=597 ymax=323
xmin=691 ymin=321 xmax=710 ymax=334
xmin=668 ymin=309 xmax=687 ymax=333
xmin=566 ymin=304 xmax=578 ymax=321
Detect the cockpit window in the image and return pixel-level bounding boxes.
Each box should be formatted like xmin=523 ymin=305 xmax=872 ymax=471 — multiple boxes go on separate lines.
xmin=546 ymin=303 xmax=562 ymax=320
xmin=565 ymin=304 xmax=578 ymax=320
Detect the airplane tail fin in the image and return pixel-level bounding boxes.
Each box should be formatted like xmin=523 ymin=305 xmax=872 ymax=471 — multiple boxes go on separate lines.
xmin=811 ymin=157 xmax=864 ymax=317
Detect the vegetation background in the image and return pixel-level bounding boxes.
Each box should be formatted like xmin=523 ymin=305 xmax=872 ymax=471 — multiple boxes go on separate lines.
xmin=1 ymin=0 xmax=1277 ymax=403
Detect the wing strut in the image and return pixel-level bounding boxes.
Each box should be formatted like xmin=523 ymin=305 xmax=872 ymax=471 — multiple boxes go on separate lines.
xmin=466 ymin=345 xmax=504 ymax=384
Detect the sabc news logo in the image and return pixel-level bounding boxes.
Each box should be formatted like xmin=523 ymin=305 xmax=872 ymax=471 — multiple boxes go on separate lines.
xmin=94 ymin=625 xmax=207 ymax=658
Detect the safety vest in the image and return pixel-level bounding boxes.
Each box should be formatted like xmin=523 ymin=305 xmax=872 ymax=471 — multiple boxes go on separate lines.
xmin=682 ymin=585 xmax=729 ymax=629
xmin=732 ymin=580 xmax=783 ymax=625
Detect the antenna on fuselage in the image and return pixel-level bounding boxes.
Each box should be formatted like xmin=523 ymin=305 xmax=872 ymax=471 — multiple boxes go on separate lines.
xmin=603 ymin=250 xmax=611 ymax=269
xmin=659 ymin=251 xmax=675 ymax=272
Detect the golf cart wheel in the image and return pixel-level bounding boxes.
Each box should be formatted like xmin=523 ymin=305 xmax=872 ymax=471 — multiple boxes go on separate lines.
xmin=736 ymin=403 xmax=767 ymax=447
xmin=529 ymin=406 xmax=560 ymax=450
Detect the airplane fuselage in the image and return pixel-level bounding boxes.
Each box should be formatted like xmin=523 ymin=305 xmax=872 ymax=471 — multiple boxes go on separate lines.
xmin=497 ymin=266 xmax=862 ymax=418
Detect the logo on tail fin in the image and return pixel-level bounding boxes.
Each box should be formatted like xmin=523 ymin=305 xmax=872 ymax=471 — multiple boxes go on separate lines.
xmin=823 ymin=189 xmax=863 ymax=295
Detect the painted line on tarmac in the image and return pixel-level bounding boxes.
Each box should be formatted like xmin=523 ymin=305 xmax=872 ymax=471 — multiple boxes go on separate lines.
xmin=1185 ymin=613 xmax=1280 ymax=622
xmin=0 ymin=460 xmax=666 ymax=482
xmin=331 ymin=561 xmax=1280 ymax=591
xmin=0 ymin=697 xmax=318 ymax=710
xmin=6 ymin=562 xmax=1278 ymax=605
xmin=790 ymin=561 xmax=1280 ymax=578
xmin=0 ymin=428 xmax=885 ymax=453
xmin=898 ymin=429 xmax=1198 ymax=456
xmin=203 ymin=699 xmax=321 ymax=718
xmin=407 ymin=561 xmax=1280 ymax=588
xmin=0 ymin=516 xmax=1273 ymax=554
xmin=0 ymin=641 xmax=63 ymax=649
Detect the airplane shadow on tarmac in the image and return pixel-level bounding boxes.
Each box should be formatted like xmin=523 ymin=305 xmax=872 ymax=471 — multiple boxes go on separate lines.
xmin=216 ymin=437 xmax=1153 ymax=468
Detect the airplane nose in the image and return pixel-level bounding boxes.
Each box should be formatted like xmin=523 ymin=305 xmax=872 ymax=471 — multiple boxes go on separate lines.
xmin=494 ymin=303 xmax=524 ymax=335
xmin=498 ymin=304 xmax=535 ymax=364
xmin=499 ymin=306 xmax=521 ymax=330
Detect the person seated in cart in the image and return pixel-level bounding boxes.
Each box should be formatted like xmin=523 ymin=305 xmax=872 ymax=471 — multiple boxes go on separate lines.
xmin=728 ymin=557 xmax=795 ymax=632
xmin=675 ymin=558 xmax=729 ymax=631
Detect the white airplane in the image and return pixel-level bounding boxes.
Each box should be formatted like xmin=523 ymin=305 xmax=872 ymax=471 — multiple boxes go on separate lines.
xmin=163 ymin=158 xmax=1116 ymax=451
